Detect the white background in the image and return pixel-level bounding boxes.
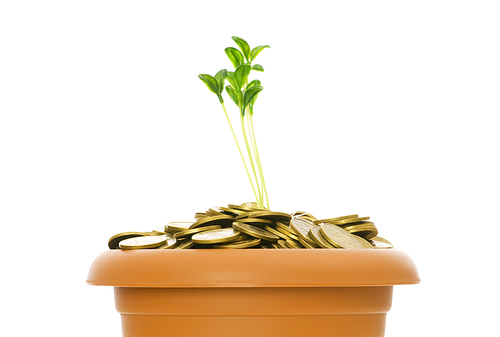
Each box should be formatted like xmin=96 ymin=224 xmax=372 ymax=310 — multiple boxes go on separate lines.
xmin=1 ymin=1 xmax=499 ymax=336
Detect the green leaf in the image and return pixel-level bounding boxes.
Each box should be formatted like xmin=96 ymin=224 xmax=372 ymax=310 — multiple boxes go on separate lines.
xmin=225 ymin=85 xmax=242 ymax=107
xmin=248 ymin=81 xmax=262 ymax=112
xmin=251 ymin=64 xmax=264 ymax=72
xmin=214 ymin=69 xmax=227 ymax=95
xmin=236 ymin=90 xmax=243 ymax=106
xmin=198 ymin=74 xmax=219 ymax=95
xmin=247 ymin=79 xmax=261 ymax=89
xmin=226 ymin=71 xmax=236 ymax=88
xmin=243 ymin=86 xmax=263 ymax=110
xmin=232 ymin=36 xmax=251 ymax=62
xmin=250 ymin=45 xmax=270 ymax=62
xmin=225 ymin=47 xmax=244 ymax=69
xmin=234 ymin=64 xmax=251 ymax=91
xmin=225 ymin=85 xmax=238 ymax=105
xmin=247 ymin=80 xmax=262 ymax=110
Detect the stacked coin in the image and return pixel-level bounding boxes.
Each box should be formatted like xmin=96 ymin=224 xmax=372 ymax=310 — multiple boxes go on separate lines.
xmin=108 ymin=202 xmax=394 ymax=250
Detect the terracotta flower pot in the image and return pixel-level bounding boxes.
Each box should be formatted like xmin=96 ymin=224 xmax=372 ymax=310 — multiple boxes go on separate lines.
xmin=87 ymin=249 xmax=419 ymax=337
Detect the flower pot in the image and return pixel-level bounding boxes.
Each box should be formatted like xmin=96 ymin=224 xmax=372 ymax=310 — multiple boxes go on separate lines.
xmin=87 ymin=249 xmax=419 ymax=337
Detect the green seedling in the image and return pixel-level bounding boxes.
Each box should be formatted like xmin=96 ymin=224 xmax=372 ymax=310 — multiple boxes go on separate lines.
xmin=199 ymin=36 xmax=270 ymax=209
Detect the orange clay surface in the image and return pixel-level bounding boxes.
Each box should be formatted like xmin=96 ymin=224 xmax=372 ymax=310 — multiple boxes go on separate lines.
xmin=88 ymin=249 xmax=419 ymax=337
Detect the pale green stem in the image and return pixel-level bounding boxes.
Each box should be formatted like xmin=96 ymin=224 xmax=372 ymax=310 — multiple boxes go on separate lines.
xmin=240 ymin=112 xmax=263 ymax=208
xmin=246 ymin=111 xmax=262 ymax=202
xmin=221 ymin=103 xmax=259 ymax=202
xmin=249 ymin=114 xmax=269 ymax=209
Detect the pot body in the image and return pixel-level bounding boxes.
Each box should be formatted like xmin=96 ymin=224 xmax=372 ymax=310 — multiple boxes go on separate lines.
xmin=115 ymin=285 xmax=393 ymax=337
xmin=88 ymin=249 xmax=419 ymax=337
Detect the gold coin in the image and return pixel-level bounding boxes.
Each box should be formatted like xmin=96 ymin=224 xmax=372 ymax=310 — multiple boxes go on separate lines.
xmin=241 ymin=201 xmax=264 ymax=209
xmin=319 ymin=224 xmax=364 ymax=249
xmin=313 ymin=214 xmax=358 ymax=225
xmin=290 ymin=217 xmax=319 ymax=246
xmin=291 ymin=211 xmax=317 ymax=221
xmin=309 ymin=227 xmax=335 ymax=248
xmin=264 ymin=226 xmax=291 ymax=240
xmin=215 ymin=206 xmax=243 ymax=217
xmin=275 ymin=221 xmax=296 ymax=235
xmin=283 ymin=219 xmax=319 ymax=247
xmin=297 ymin=237 xmax=316 ymax=249
xmin=190 ymin=214 xmax=235 ymax=229
xmin=140 ymin=231 xmax=166 ymax=236
xmin=108 ymin=232 xmax=148 ymax=249
xmin=157 ymin=236 xmax=179 ymax=249
xmin=341 ymin=221 xmax=376 ymax=230
xmin=109 ymin=203 xmax=394 ymax=250
xmin=119 ymin=235 xmax=168 ymax=250
xmin=167 ymin=221 xmax=194 ymax=232
xmin=300 ymin=215 xmax=317 ymax=223
xmin=235 ymin=211 xmax=291 ymax=224
xmin=191 ymin=228 xmax=241 ymax=244
xmin=275 ymin=226 xmax=300 ymax=240
xmin=214 ymin=238 xmax=261 ymax=249
xmin=369 ymin=236 xmax=394 ymax=249
xmin=285 ymin=239 xmax=302 ymax=249
xmin=152 ymin=226 xmax=167 ymax=234
xmin=232 ymin=222 xmax=279 ymax=242
xmin=276 ymin=240 xmax=289 ymax=249
xmin=302 ymin=235 xmax=320 ymax=248
xmin=227 ymin=203 xmax=255 ymax=212
xmin=372 ymin=235 xmax=392 ymax=244
xmin=238 ymin=217 xmax=274 ymax=228
xmin=353 ymin=235 xmax=374 ymax=249
xmin=195 ymin=212 xmax=208 ymax=219
xmin=174 ymin=224 xmax=222 ymax=239
xmin=205 ymin=208 xmax=223 ymax=216
xmin=230 ymin=233 xmax=250 ymax=241
xmin=173 ymin=239 xmax=196 ymax=249
xmin=343 ymin=222 xmax=378 ymax=240
xmin=161 ymin=232 xmax=176 ymax=239
xmin=328 ymin=216 xmax=370 ymax=225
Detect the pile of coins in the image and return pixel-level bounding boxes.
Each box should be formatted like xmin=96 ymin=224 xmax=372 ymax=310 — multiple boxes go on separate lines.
xmin=108 ymin=202 xmax=393 ymax=250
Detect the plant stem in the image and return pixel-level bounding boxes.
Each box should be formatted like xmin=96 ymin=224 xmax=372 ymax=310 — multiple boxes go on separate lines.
xmin=249 ymin=114 xmax=269 ymax=209
xmin=246 ymin=111 xmax=261 ymax=201
xmin=240 ymin=112 xmax=263 ymax=208
xmin=221 ymin=102 xmax=259 ymax=202
xmin=247 ymin=110 xmax=266 ymax=207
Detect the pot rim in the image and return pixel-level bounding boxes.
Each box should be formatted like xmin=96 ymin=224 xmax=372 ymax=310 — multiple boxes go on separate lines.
xmin=87 ymin=249 xmax=419 ymax=288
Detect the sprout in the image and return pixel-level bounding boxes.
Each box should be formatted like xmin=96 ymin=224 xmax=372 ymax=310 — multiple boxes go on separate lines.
xmin=199 ymin=37 xmax=270 ymax=209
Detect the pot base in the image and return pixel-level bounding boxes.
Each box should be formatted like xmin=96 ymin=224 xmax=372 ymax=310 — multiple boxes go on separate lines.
xmin=115 ymin=286 xmax=393 ymax=337
xmin=121 ymin=313 xmax=387 ymax=337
